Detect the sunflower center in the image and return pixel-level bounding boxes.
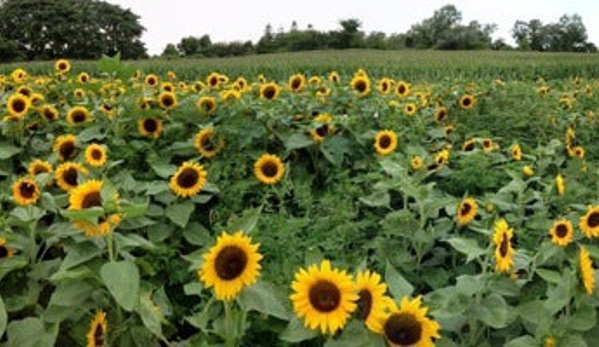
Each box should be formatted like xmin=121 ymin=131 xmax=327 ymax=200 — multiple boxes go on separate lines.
xmin=19 ymin=181 xmax=37 ymax=199
xmin=63 ymin=168 xmax=79 ymax=186
xmin=33 ymin=164 xmax=49 ymax=175
xmin=463 ymin=142 xmax=474 ymax=151
xmin=483 ymin=140 xmax=491 ymax=148
xmin=91 ymin=149 xmax=103 ymax=160
xmin=309 ymin=280 xmax=341 ymax=313
xmin=72 ymin=111 xmax=86 ymax=123
xmin=357 ymin=289 xmax=373 ymax=321
xmin=82 ymin=192 xmax=102 ymax=209
xmin=355 ymin=81 xmax=367 ymax=92
xmin=148 ymin=77 xmax=157 ymax=85
xmin=555 ymin=224 xmax=569 ymax=238
xmin=384 ymin=312 xmax=422 ymax=346
xmin=176 ymin=168 xmax=199 ymax=188
xmin=143 ymin=118 xmax=158 ymax=133
xmin=379 ymin=135 xmax=392 ymax=149
xmin=460 ymin=202 xmax=472 ymax=216
xmin=201 ymin=135 xmax=216 ymax=151
xmin=93 ymin=323 xmax=104 ymax=346
xmin=263 ymin=87 xmax=276 ymax=99
xmin=588 ymin=212 xmax=599 ymax=228
xmin=209 ymin=77 xmax=218 ymax=86
xmin=60 ymin=142 xmax=76 ymax=159
xmin=204 ymin=101 xmax=215 ymax=112
xmin=214 ymin=246 xmax=248 ymax=280
xmin=162 ymin=95 xmax=174 ymax=107
xmin=462 ymin=97 xmax=472 ymax=107
xmin=58 ymin=62 xmax=67 ymax=70
xmin=436 ymin=110 xmax=447 ymax=121
xmin=260 ymin=161 xmax=279 ymax=178
xmin=292 ymin=79 xmax=301 ymax=90
xmin=0 ymin=246 xmax=8 ymax=259
xmin=12 ymin=99 xmax=26 ymax=113
xmin=43 ymin=108 xmax=56 ymax=120
xmin=398 ymin=85 xmax=406 ymax=95
xmin=499 ymin=233 xmax=509 ymax=257
xmin=315 ymin=125 xmax=329 ymax=138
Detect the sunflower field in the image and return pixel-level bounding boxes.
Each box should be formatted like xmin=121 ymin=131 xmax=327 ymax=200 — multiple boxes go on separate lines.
xmin=1 ymin=52 xmax=599 ymax=347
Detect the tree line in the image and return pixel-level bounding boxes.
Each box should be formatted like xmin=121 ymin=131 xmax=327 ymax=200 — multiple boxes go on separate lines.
xmin=163 ymin=5 xmax=597 ymax=58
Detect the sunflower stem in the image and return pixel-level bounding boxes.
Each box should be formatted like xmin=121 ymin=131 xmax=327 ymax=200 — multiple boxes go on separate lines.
xmin=27 ymin=205 xmax=38 ymax=264
xmin=106 ymin=233 xmax=115 ymax=263
xmin=223 ymin=300 xmax=239 ymax=347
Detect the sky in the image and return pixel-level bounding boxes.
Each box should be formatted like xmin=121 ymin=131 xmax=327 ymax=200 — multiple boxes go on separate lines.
xmin=106 ymin=0 xmax=599 ymax=55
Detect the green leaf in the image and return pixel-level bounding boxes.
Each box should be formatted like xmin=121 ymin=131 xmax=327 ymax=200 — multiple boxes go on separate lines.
xmin=183 ymin=282 xmax=203 ymax=296
xmin=560 ymin=334 xmax=588 ymax=347
xmin=0 ymin=143 xmax=22 ymax=160
xmin=359 ymin=191 xmax=390 ymax=208
xmin=7 ymin=317 xmax=57 ymax=347
xmin=385 ymin=262 xmax=414 ymax=300
xmin=446 ymin=237 xmax=486 ymax=263
xmin=137 ymin=292 xmax=164 ymax=337
xmin=536 ymin=268 xmax=562 ymax=284
xmin=455 ymin=275 xmax=485 ymax=296
xmin=9 ymin=206 xmax=45 ymax=224
xmin=504 ymin=336 xmax=536 ymax=347
xmin=0 ymin=295 xmax=7 ymax=338
xmin=285 ymin=133 xmax=314 ymax=151
xmin=101 ymin=261 xmax=140 ymax=311
xmin=566 ymin=302 xmax=597 ymax=332
xmin=145 ymin=182 xmax=169 ymax=195
xmin=518 ymin=300 xmax=551 ymax=334
xmin=474 ymin=293 xmax=510 ymax=329
xmin=77 ymin=125 xmax=105 ymax=142
xmin=149 ymin=160 xmax=177 ymax=179
xmin=60 ymin=207 xmax=104 ymax=224
xmin=44 ymin=282 xmax=93 ymax=322
xmin=324 ymin=320 xmax=374 ymax=347
xmin=183 ymin=222 xmax=212 ymax=246
xmin=280 ymin=317 xmax=318 ymax=343
xmin=228 ymin=207 xmax=261 ymax=234
xmin=165 ymin=201 xmax=195 ymax=228
xmin=238 ymin=281 xmax=289 ymax=320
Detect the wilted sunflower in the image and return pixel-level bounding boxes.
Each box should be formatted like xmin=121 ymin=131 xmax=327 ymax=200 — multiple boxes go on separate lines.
xmin=53 ymin=134 xmax=78 ymax=161
xmin=328 ymin=71 xmax=340 ymax=83
xmin=288 ymin=73 xmax=306 ymax=92
xmin=137 ymin=117 xmax=163 ymax=139
xmin=55 ymin=162 xmax=87 ymax=191
xmin=198 ymin=231 xmax=262 ymax=301
xmin=12 ymin=177 xmax=40 ymax=205
xmin=457 ymin=197 xmax=478 ymax=225
xmin=434 ymin=107 xmax=448 ymax=123
xmin=254 ymin=154 xmax=285 ymax=185
xmin=158 ymin=91 xmax=177 ymax=111
xmin=493 ymin=219 xmax=515 ymax=274
xmin=355 ymin=270 xmax=391 ymax=333
xmin=462 ymin=139 xmax=476 ymax=152
xmin=555 ymin=174 xmax=565 ymax=195
xmin=374 ymin=130 xmax=398 ymax=156
xmin=579 ymin=206 xmax=599 ymax=238
xmin=194 ymin=128 xmax=224 ymax=158
xmin=511 ymin=144 xmax=522 ymax=161
xmin=459 ymin=94 xmax=476 ymax=110
xmin=395 ymin=81 xmax=411 ymax=98
xmin=86 ymin=310 xmax=107 ymax=347
xmin=580 ymin=245 xmax=595 ymax=295
xmin=77 ymin=72 xmax=90 ymax=83
xmin=67 ymin=106 xmax=91 ymax=125
xmin=170 ymin=162 xmax=208 ymax=198
xmin=310 ymin=113 xmax=334 ymax=142
xmin=290 ymin=260 xmax=358 ymax=335
xmin=549 ymin=219 xmax=573 ymax=247
xmin=85 ymin=144 xmax=107 ymax=167
xmin=54 ymin=59 xmax=71 ymax=74
xmin=259 ymin=82 xmax=281 ymax=100
xmin=0 ymin=238 xmax=16 ymax=259
xmin=411 ymin=156 xmax=423 ymax=170
xmin=145 ymin=74 xmax=159 ymax=87
xmin=370 ymin=296 xmax=440 ymax=347
xmin=350 ymin=75 xmax=371 ymax=97
xmin=39 ymin=104 xmax=59 ymax=121
xmin=7 ymin=93 xmax=31 ymax=118
xmin=28 ymin=159 xmax=53 ymax=176
xmin=197 ymin=96 xmax=217 ymax=115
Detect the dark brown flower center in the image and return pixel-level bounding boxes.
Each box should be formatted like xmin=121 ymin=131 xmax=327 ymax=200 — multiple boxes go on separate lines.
xmin=32 ymin=164 xmax=49 ymax=175
xmin=161 ymin=95 xmax=174 ymax=107
xmin=143 ymin=118 xmax=158 ymax=133
xmin=263 ymin=86 xmax=276 ymax=99
xmin=355 ymin=80 xmax=367 ymax=92
xmin=60 ymin=141 xmax=76 ymax=159
xmin=72 ymin=110 xmax=86 ymax=123
xmin=379 ymin=135 xmax=392 ymax=149
xmin=58 ymin=62 xmax=67 ymax=70
xmin=0 ymin=245 xmax=9 ymax=258
xmin=588 ymin=212 xmax=599 ymax=228
xmin=436 ymin=109 xmax=447 ymax=122
xmin=91 ymin=149 xmax=103 ymax=161
xmin=499 ymin=233 xmax=509 ymax=257
xmin=82 ymin=191 xmax=102 ymax=209
xmin=203 ymin=100 xmax=215 ymax=112
xmin=315 ymin=125 xmax=329 ymax=138
xmin=555 ymin=223 xmax=569 ymax=238
xmin=384 ymin=313 xmax=422 ymax=346
xmin=63 ymin=167 xmax=79 ymax=187
xmin=11 ymin=99 xmax=26 ymax=113
xmin=209 ymin=77 xmax=218 ymax=87
xmin=19 ymin=181 xmax=37 ymax=199
xmin=215 ymin=246 xmax=248 ymax=280
xmin=80 ymin=75 xmax=88 ymax=82
xmin=176 ymin=167 xmax=199 ymax=188
xmin=291 ymin=78 xmax=301 ymax=90
xmin=147 ymin=77 xmax=157 ymax=85
xmin=398 ymin=85 xmax=406 ymax=95
xmin=357 ymin=289 xmax=373 ymax=321
xmin=93 ymin=322 xmax=104 ymax=347
xmin=462 ymin=97 xmax=472 ymax=107
xmin=43 ymin=108 xmax=57 ymax=120
xmin=260 ymin=161 xmax=279 ymax=178
xmin=463 ymin=142 xmax=475 ymax=151
xmin=201 ymin=135 xmax=216 ymax=151
xmin=483 ymin=140 xmax=491 ymax=148
xmin=460 ymin=202 xmax=472 ymax=216
xmin=309 ymin=280 xmax=341 ymax=313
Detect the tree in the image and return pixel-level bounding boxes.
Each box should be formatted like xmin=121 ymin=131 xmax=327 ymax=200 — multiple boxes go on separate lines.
xmin=330 ymin=18 xmax=364 ymax=49
xmin=511 ymin=15 xmax=595 ymax=52
xmin=161 ymin=43 xmax=179 ymax=57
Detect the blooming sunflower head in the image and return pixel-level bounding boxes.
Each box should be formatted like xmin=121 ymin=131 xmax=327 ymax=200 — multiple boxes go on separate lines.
xmin=86 ymin=310 xmax=107 ymax=347
xmin=511 ymin=144 xmax=522 ymax=161
xmin=350 ymin=75 xmax=371 ymax=97
xmin=254 ymin=154 xmax=285 ymax=185
xmin=85 ymin=143 xmax=108 ymax=167
xmin=53 ymin=134 xmax=78 ymax=161
xmin=459 ymin=94 xmax=476 ymax=110
xmin=12 ymin=177 xmax=40 ymax=206
xmin=158 ymin=91 xmax=177 ymax=111
xmin=580 ymin=245 xmax=595 ymax=295
xmin=462 ymin=139 xmax=476 ymax=152
xmin=579 ymin=206 xmax=599 ymax=238
xmin=371 ymin=296 xmax=441 ymax=347
xmin=404 ymin=103 xmax=418 ymax=116
xmin=0 ymin=238 xmax=16 ymax=259
xmin=77 ymin=72 xmax=90 ymax=83
xmin=493 ymin=218 xmax=515 ymax=274
xmin=66 ymin=106 xmax=91 ymax=125
xmin=68 ymin=180 xmax=115 ymax=237
xmin=145 ymin=74 xmax=159 ymax=87
xmin=137 ymin=117 xmax=163 ymax=139
xmin=55 ymin=162 xmax=87 ymax=192
xmin=457 ymin=197 xmax=478 ymax=225
xmin=549 ymin=219 xmax=573 ymax=247
xmin=259 ymin=83 xmax=281 ymax=100
xmin=197 ymin=96 xmax=217 ymax=115
xmin=310 ymin=113 xmax=334 ymax=142
xmin=194 ymin=127 xmax=224 ymax=159
xmin=395 ymin=81 xmax=411 ymax=98
xmin=355 ymin=270 xmax=392 ymax=333
xmin=169 ymin=162 xmax=208 ymax=198
xmin=434 ymin=106 xmax=448 ymax=123
xmin=377 ymin=78 xmax=393 ymax=94
xmin=328 ymin=71 xmax=340 ymax=83
xmin=374 ymin=130 xmax=398 ymax=156
xmin=290 ymin=260 xmax=358 ymax=335
xmin=39 ymin=104 xmax=59 ymax=121
xmin=28 ymin=159 xmax=53 ymax=176
xmin=54 ymin=59 xmax=71 ymax=74
xmin=198 ymin=231 xmax=262 ymax=301
xmin=410 ymin=156 xmax=423 ymax=170
xmin=7 ymin=93 xmax=31 ymax=118
xmin=288 ymin=73 xmax=306 ymax=92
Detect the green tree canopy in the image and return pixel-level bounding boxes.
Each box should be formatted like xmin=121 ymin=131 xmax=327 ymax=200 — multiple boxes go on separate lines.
xmin=511 ymin=14 xmax=596 ymax=52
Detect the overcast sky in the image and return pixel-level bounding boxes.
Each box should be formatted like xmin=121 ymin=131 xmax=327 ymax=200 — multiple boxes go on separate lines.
xmin=106 ymin=0 xmax=599 ymax=55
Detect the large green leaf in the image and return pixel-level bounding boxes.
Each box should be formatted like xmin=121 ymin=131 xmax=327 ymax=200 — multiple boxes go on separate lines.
xmin=238 ymin=281 xmax=290 ymax=320
xmin=385 ymin=262 xmax=414 ymax=300
xmin=446 ymin=237 xmax=486 ymax=263
xmin=280 ymin=317 xmax=318 ymax=343
xmin=0 ymin=143 xmax=22 ymax=160
xmin=0 ymin=295 xmax=6 ymax=338
xmin=101 ymin=261 xmax=140 ymax=311
xmin=165 ymin=200 xmax=195 ymax=228
xmin=7 ymin=317 xmax=57 ymax=347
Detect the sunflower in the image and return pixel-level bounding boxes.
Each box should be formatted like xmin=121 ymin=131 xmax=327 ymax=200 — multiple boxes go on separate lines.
xmin=0 ymin=238 xmax=16 ymax=259
xmin=310 ymin=114 xmax=334 ymax=142
xmin=377 ymin=78 xmax=393 ymax=94
xmin=198 ymin=231 xmax=262 ymax=301
xmin=395 ymin=81 xmax=411 ymax=98
xmin=158 ymin=91 xmax=177 ymax=111
xmin=290 ymin=260 xmax=358 ymax=335
xmin=374 ymin=130 xmax=398 ymax=156
xmin=350 ymin=75 xmax=371 ymax=97
xmin=7 ymin=93 xmax=31 ymax=118
xmin=55 ymin=162 xmax=87 ymax=191
xmin=54 ymin=59 xmax=71 ymax=74
xmin=545 ymin=336 xmax=556 ymax=347
xmin=68 ymin=180 xmax=115 ymax=237
xmin=482 ymin=138 xmax=494 ymax=152
xmin=77 ymin=72 xmax=90 ymax=83
xmin=523 ymin=165 xmax=534 ymax=177
xmin=580 ymin=245 xmax=595 ymax=295
xmin=555 ymin=174 xmax=564 ymax=195
xmin=288 ymin=73 xmax=306 ymax=92
xmin=537 ymin=86 xmax=551 ymax=96
xmin=194 ymin=128 xmax=224 ymax=158
xmin=370 ymin=296 xmax=440 ymax=347
xmin=404 ymin=103 xmax=417 ymax=116
xmin=457 ymin=198 xmax=478 ymax=225
xmin=53 ymin=134 xmax=78 ymax=161
xmin=444 ymin=125 xmax=454 ymax=137
xmin=569 ymin=145 xmax=585 ymax=158
xmin=145 ymin=74 xmax=159 ymax=87
xmin=259 ymin=83 xmax=280 ymax=100
xmin=86 ymin=310 xmax=107 ymax=347
xmin=459 ymin=94 xmax=476 ymax=110
xmin=170 ymin=162 xmax=208 ymax=198
xmin=28 ymin=159 xmax=53 ymax=176
xmin=462 ymin=139 xmax=476 ymax=152
xmin=435 ymin=149 xmax=450 ymax=165
xmin=12 ymin=177 xmax=40 ymax=205
xmin=411 ymin=156 xmax=423 ymax=170
xmin=29 ymin=93 xmax=44 ymax=106
xmin=549 ymin=219 xmax=573 ymax=247
xmin=511 ymin=144 xmax=522 ymax=161
xmin=67 ymin=106 xmax=91 ymax=125
xmin=197 ymin=96 xmax=217 ymax=115
xmin=220 ymin=89 xmax=241 ymax=101
xmin=493 ymin=219 xmax=515 ymax=274
xmin=316 ymin=86 xmax=331 ymax=98
xmin=73 ymin=88 xmax=86 ymax=100
xmin=137 ymin=117 xmax=163 ymax=139
xmin=254 ymin=154 xmax=285 ymax=185
xmin=328 ymin=71 xmax=340 ymax=83
xmin=308 ymin=76 xmax=322 ymax=85
xmin=234 ymin=77 xmax=248 ymax=91
xmin=161 ymin=82 xmax=174 ymax=93
xmin=39 ymin=104 xmax=59 ymax=121
xmin=11 ymin=68 xmax=27 ymax=84
xmin=206 ymin=72 xmax=222 ymax=88
xmin=355 ymin=270 xmax=391 ymax=333
xmin=579 ymin=206 xmax=599 ymax=238
xmin=85 ymin=143 xmax=108 ymax=167
xmin=434 ymin=107 xmax=448 ymax=123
